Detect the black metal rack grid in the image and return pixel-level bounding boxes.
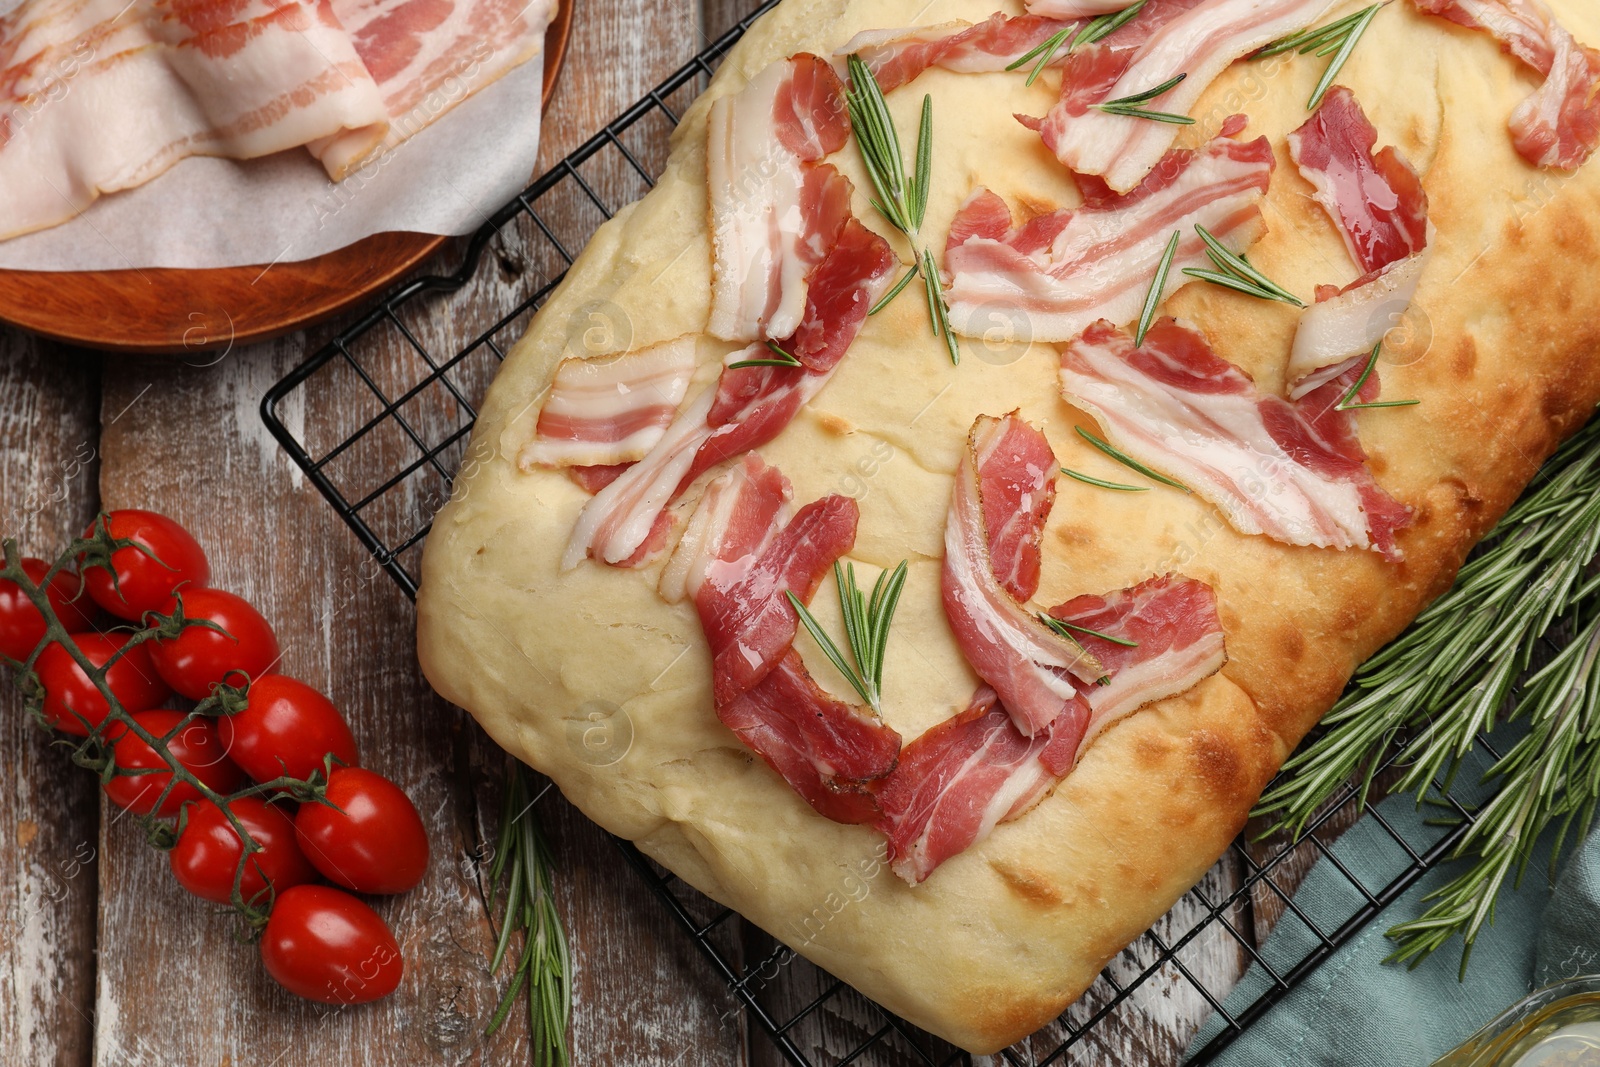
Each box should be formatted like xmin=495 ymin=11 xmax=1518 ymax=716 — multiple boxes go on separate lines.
xmin=259 ymin=9 xmax=1493 ymax=1064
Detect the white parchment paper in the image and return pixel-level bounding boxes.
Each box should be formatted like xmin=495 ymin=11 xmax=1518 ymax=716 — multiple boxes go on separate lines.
xmin=0 ymin=52 xmax=545 ymax=272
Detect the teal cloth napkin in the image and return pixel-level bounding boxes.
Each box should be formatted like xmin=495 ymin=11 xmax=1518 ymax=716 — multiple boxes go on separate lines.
xmin=1188 ymin=742 xmax=1600 ymax=1066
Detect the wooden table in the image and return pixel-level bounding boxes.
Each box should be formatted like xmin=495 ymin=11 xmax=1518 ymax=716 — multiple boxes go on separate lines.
xmin=0 ymin=3 xmax=1309 ymax=1064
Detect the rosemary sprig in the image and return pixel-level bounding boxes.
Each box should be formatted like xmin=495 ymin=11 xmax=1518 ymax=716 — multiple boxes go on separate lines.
xmin=1258 ymin=3 xmax=1386 ymax=110
xmin=1093 ymin=73 xmax=1195 ymax=125
xmin=1062 ymin=467 xmax=1150 ymax=493
xmin=1040 ymin=612 xmax=1140 ymax=648
xmin=787 ymin=560 xmax=908 ymax=712
xmin=1006 ymin=0 xmax=1148 ymax=87
xmin=484 ymin=762 xmax=571 ymax=1066
xmin=1335 ymin=343 xmax=1421 ymax=411
xmin=1137 ymin=231 xmax=1181 ymax=346
xmin=1183 ymin=225 xmax=1305 ymax=307
xmin=1075 ymin=425 xmax=1192 ymax=493
xmin=727 ymin=341 xmax=803 ymax=370
xmin=845 ymin=57 xmax=960 ymax=364
xmin=1252 ymin=414 xmax=1600 ymax=970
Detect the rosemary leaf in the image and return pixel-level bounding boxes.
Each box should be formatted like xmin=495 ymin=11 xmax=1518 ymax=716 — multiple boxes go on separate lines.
xmin=1074 ymin=0 xmax=1147 ymax=50
xmin=1336 ymin=342 xmax=1420 ymax=411
xmin=1061 ymin=467 xmax=1151 ymax=493
xmin=1189 ymin=225 xmax=1305 ymax=306
xmin=1308 ymin=3 xmax=1383 ymax=110
xmin=913 ymin=95 xmax=933 ymax=231
xmin=869 ymin=263 xmax=920 ymax=315
xmin=924 ymin=248 xmax=961 ymax=365
xmin=1102 ymin=73 xmax=1185 ymax=105
xmin=1136 ymin=231 xmax=1181 ymax=346
xmin=1040 ymin=611 xmax=1140 ymax=648
xmin=1075 ymin=425 xmax=1192 ymax=493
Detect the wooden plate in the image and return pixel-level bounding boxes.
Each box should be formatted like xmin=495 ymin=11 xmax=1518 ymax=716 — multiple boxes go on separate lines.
xmin=0 ymin=0 xmax=575 ymax=355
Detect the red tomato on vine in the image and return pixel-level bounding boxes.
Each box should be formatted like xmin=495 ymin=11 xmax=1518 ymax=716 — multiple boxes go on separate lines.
xmin=260 ymin=885 xmax=403 ymax=1005
xmin=0 ymin=558 xmax=96 ymax=661
xmin=295 ymin=769 xmax=428 ymax=894
xmin=103 ymin=710 xmax=244 ymax=816
xmin=215 ymin=675 xmax=358 ymax=783
xmin=36 ymin=632 xmax=171 ymax=736
xmin=149 ymin=588 xmax=280 ymax=700
xmin=82 ymin=511 xmax=210 ymax=621
xmin=169 ymin=797 xmax=315 ymax=906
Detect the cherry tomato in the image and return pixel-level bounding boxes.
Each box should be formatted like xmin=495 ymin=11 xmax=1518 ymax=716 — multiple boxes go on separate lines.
xmin=295 ymin=769 xmax=428 ymax=895
xmin=148 ymin=588 xmax=280 ymax=700
xmin=82 ymin=510 xmax=210 ymax=621
xmin=169 ymin=797 xmax=316 ymax=906
xmin=216 ymin=675 xmax=358 ymax=783
xmin=103 ymin=710 xmax=244 ymax=817
xmin=0 ymin=558 xmax=97 ymax=661
xmin=260 ymin=885 xmax=403 ymax=1005
xmin=37 ymin=633 xmax=171 ymax=736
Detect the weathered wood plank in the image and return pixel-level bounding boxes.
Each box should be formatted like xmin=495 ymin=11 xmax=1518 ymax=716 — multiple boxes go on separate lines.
xmin=0 ymin=338 xmax=101 ymax=1067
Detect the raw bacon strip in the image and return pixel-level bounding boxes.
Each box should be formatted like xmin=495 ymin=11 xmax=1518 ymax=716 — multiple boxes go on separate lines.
xmin=723 ymin=656 xmax=900 ymax=824
xmin=1286 ymin=87 xmax=1433 ymax=398
xmin=310 ymin=0 xmax=558 ymax=175
xmin=1060 ymin=318 xmax=1411 ymax=559
xmin=1287 ymin=87 xmax=1429 ymax=273
xmin=520 ymin=337 xmax=697 ymax=470
xmin=0 ymin=0 xmax=389 ymax=240
xmin=837 ymin=12 xmax=1077 ymax=94
xmin=875 ymin=687 xmax=1078 ymax=883
xmin=672 ymin=456 xmax=900 ymax=824
xmin=942 ymin=414 xmax=1101 ymax=739
xmin=1048 ymin=574 xmax=1225 ymax=748
xmin=1028 ymin=0 xmax=1135 ymax=16
xmin=563 ymin=217 xmax=895 ymax=570
xmin=706 ymin=54 xmax=854 ymax=342
xmin=944 ymin=131 xmax=1275 ymax=343
xmin=1414 ymin=0 xmax=1600 ymax=169
xmin=1030 ymin=0 xmax=1335 ymax=192
xmin=1288 ymin=253 xmax=1430 ymax=398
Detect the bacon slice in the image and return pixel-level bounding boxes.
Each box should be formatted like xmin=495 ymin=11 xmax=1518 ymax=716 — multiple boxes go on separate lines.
xmin=672 ymin=455 xmax=900 ymax=824
xmin=1414 ymin=0 xmax=1600 ymax=169
xmin=880 ymin=417 xmax=1226 ymax=883
xmin=0 ymin=0 xmax=389 ymax=240
xmin=310 ymin=0 xmax=557 ymax=176
xmin=837 ymin=12 xmax=1077 ymax=94
xmin=1029 ymin=0 xmax=1334 ymax=192
xmin=1048 ymin=574 xmax=1225 ymax=747
xmin=1288 ymin=87 xmax=1429 ymax=273
xmin=706 ymin=54 xmax=854 ymax=342
xmin=944 ymin=131 xmax=1275 ymax=343
xmin=1288 ymin=254 xmax=1430 ymax=398
xmin=519 ymin=337 xmax=696 ymax=470
xmin=563 ymin=217 xmax=896 ymax=570
xmin=1061 ymin=318 xmax=1411 ymax=559
xmin=942 ymin=414 xmax=1101 ymax=739
xmin=1285 ymin=87 xmax=1434 ymax=398
xmin=1028 ymin=0 xmax=1136 ymax=15
xmin=875 ymin=687 xmax=1078 ymax=883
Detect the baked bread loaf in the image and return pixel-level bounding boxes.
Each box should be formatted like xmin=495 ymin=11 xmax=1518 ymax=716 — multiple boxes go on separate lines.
xmin=417 ymin=0 xmax=1600 ymax=1050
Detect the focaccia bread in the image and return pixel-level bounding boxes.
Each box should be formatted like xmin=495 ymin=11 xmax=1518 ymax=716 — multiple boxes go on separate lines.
xmin=417 ymin=0 xmax=1600 ymax=1051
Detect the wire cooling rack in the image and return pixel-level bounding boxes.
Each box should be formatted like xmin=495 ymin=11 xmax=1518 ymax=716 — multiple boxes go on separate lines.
xmin=260 ymin=8 xmax=1493 ymax=1063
